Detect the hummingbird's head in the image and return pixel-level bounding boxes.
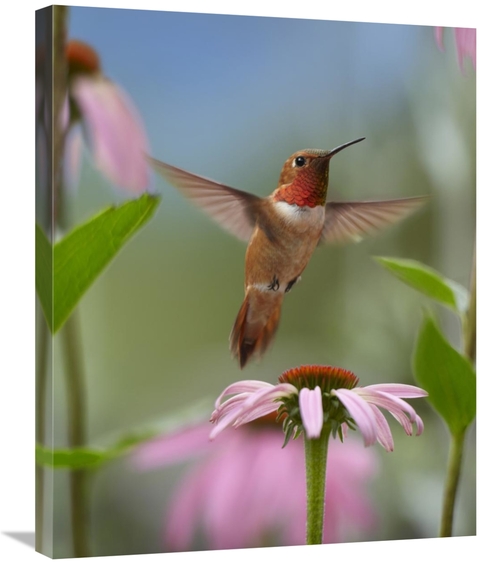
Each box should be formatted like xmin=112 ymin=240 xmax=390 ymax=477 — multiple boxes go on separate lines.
xmin=275 ymin=137 xmax=365 ymax=207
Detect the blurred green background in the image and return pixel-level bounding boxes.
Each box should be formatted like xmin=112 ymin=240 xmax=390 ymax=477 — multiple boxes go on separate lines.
xmin=46 ymin=6 xmax=475 ymax=557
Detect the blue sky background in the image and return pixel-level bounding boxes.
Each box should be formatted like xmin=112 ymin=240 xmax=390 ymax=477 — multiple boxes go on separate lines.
xmin=68 ymin=8 xmax=432 ymax=196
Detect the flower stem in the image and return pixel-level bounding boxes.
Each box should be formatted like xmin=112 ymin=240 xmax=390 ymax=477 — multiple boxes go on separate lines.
xmin=440 ymin=244 xmax=475 ymax=537
xmin=36 ymin=4 xmax=68 ymax=553
xmin=52 ymin=5 xmax=91 ymax=557
xmin=60 ymin=312 xmax=90 ymax=557
xmin=36 ymin=309 xmax=49 ymax=552
xmin=464 ymin=245 xmax=476 ymax=363
xmin=304 ymin=425 xmax=331 ymax=544
xmin=440 ymin=429 xmax=466 ymax=537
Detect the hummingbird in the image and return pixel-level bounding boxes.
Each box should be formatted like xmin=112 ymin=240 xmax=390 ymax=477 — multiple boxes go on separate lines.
xmin=149 ymin=138 xmax=426 ymax=368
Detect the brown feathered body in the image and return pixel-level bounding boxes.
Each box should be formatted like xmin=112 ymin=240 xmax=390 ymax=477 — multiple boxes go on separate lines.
xmin=149 ymin=138 xmax=427 ymax=368
xmin=231 ymin=196 xmax=326 ymax=367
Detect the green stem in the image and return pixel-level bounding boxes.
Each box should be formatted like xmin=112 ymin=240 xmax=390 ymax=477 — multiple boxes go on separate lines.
xmin=36 ymin=309 xmax=49 ymax=552
xmin=439 ymin=245 xmax=475 ymax=538
xmin=36 ymin=4 xmax=68 ymax=552
xmin=440 ymin=429 xmax=466 ymax=537
xmin=52 ymin=5 xmax=91 ymax=557
xmin=60 ymin=312 xmax=90 ymax=557
xmin=304 ymin=425 xmax=331 ymax=544
xmin=464 ymin=245 xmax=476 ymax=363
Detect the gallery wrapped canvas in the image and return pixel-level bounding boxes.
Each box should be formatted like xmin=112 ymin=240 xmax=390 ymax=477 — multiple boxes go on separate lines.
xmin=35 ymin=4 xmax=475 ymax=559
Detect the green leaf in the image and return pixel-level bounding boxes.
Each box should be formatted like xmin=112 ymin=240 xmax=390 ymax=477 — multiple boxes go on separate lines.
xmin=36 ymin=446 xmax=108 ymax=469
xmin=375 ymin=257 xmax=469 ymax=314
xmin=106 ymin=432 xmax=158 ymax=458
xmin=35 ymin=397 xmax=214 ymax=469
xmin=35 ymin=224 xmax=53 ymax=329
xmin=413 ymin=314 xmax=476 ymax=435
xmin=35 ymin=433 xmax=155 ymax=470
xmin=52 ymin=194 xmax=160 ymax=333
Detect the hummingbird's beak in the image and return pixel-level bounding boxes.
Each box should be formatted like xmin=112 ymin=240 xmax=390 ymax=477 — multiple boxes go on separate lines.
xmin=326 ymin=137 xmax=365 ymax=158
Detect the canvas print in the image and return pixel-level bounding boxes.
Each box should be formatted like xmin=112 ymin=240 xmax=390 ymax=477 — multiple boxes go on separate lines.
xmin=35 ymin=5 xmax=476 ymax=559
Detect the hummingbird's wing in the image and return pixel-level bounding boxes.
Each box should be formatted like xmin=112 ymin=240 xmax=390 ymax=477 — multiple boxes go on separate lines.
xmin=320 ymin=196 xmax=427 ymax=244
xmin=148 ymin=156 xmax=262 ymax=242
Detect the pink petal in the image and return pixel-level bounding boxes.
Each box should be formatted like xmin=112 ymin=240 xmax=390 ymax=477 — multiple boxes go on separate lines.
xmin=230 ymin=384 xmax=296 ymax=428
xmin=209 ymin=408 xmax=245 ymax=439
xmin=357 ymin=389 xmax=423 ymax=436
xmin=210 ymin=385 xmax=289 ymax=439
xmin=131 ymin=421 xmax=212 ymax=470
xmin=334 ymin=389 xmax=378 ymax=447
xmin=323 ymin=440 xmax=378 ymax=540
xmin=434 ymin=26 xmax=476 ymax=73
xmin=298 ymin=386 xmax=324 ymax=439
xmin=60 ymin=94 xmax=70 ymax=131
xmin=211 ymin=392 xmax=253 ymax=421
xmin=214 ymin=431 xmax=297 ymax=547
xmin=363 ymin=383 xmax=427 ymax=398
xmin=159 ymin=426 xmax=379 ymax=550
xmin=454 ymin=28 xmax=476 ymax=71
xmin=203 ymin=435 xmax=259 ymax=548
xmin=63 ymin=125 xmax=83 ymax=193
xmin=389 ymin=410 xmax=414 ymax=436
xmin=414 ymin=413 xmax=425 ymax=436
xmin=236 ymin=383 xmax=295 ymax=415
xmin=234 ymin=402 xmax=280 ymax=426
xmin=248 ymin=434 xmax=306 ymax=543
xmin=242 ymin=382 xmax=296 ymax=406
xmin=357 ymin=389 xmax=417 ymax=418
xmin=165 ymin=447 xmax=218 ymax=550
xmin=368 ymin=405 xmax=394 ymax=452
xmin=204 ymin=429 xmax=308 ymax=548
xmin=71 ymin=75 xmax=150 ymax=193
xmin=434 ymin=27 xmax=445 ymax=51
xmin=214 ymin=380 xmax=273 ymax=409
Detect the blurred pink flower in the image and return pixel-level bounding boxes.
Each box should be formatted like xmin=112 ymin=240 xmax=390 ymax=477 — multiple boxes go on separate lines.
xmin=435 ymin=27 xmax=476 ymax=72
xmin=133 ymin=416 xmax=378 ymax=550
xmin=65 ymin=40 xmax=150 ymax=193
xmin=211 ymin=366 xmax=427 ymax=451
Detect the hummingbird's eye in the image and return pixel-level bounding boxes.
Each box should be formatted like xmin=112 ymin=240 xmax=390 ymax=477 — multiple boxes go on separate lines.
xmin=294 ymin=156 xmax=306 ymax=167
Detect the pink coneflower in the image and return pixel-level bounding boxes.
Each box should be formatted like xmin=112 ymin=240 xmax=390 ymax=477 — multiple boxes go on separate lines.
xmin=133 ymin=415 xmax=378 ymax=550
xmin=211 ymin=365 xmax=427 ymax=452
xmin=65 ymin=39 xmax=150 ymax=193
xmin=435 ymin=27 xmax=476 ymax=72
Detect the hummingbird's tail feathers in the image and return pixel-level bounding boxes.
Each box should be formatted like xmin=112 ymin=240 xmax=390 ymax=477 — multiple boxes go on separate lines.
xmin=255 ymin=302 xmax=281 ymax=359
xmin=320 ymin=196 xmax=428 ymax=245
xmin=230 ymin=295 xmax=251 ymax=367
xmin=230 ymin=290 xmax=282 ymax=369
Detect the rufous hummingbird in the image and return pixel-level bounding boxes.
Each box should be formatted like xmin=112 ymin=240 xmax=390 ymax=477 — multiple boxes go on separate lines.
xmin=149 ymin=138 xmax=426 ymax=368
